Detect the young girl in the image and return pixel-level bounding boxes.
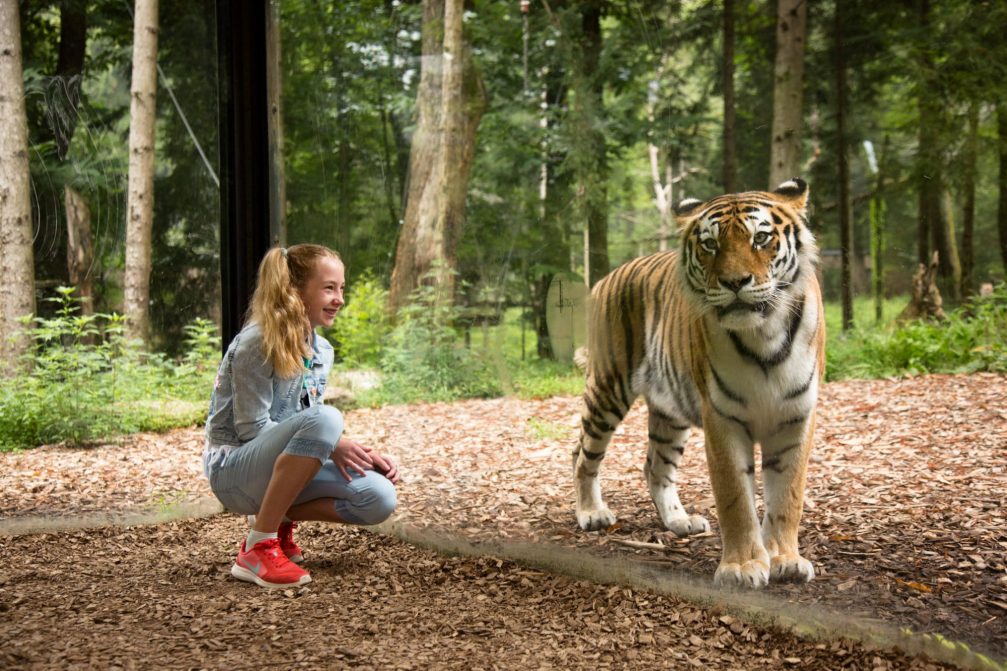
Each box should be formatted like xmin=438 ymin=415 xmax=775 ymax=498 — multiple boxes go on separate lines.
xmin=203 ymin=244 xmax=399 ymax=588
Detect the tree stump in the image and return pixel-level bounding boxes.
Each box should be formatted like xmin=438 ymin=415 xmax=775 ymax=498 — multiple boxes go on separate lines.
xmin=898 ymin=251 xmax=946 ymax=323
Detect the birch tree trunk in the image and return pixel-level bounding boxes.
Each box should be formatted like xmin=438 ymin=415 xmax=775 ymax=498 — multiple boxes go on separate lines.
xmin=722 ymin=0 xmax=737 ymax=193
xmin=124 ymin=0 xmax=159 ymax=345
xmin=768 ymin=0 xmax=807 ymax=188
xmin=388 ymin=0 xmax=485 ymax=312
xmin=0 ymin=0 xmax=35 ymax=370
xmin=266 ymin=0 xmax=287 ymax=247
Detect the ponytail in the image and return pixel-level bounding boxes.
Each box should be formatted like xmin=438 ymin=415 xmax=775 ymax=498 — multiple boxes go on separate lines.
xmin=246 ymin=244 xmax=341 ymax=379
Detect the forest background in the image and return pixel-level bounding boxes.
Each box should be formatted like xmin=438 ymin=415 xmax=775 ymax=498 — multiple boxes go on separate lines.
xmin=2 ymin=0 xmax=1007 ymax=449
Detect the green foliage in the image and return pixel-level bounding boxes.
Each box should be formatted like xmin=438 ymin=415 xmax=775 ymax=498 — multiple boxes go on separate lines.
xmin=376 ymin=274 xmax=502 ymax=405
xmin=324 ymin=274 xmax=391 ymax=368
xmin=826 ymin=286 xmax=1007 ymax=380
xmin=0 ymin=289 xmax=218 ymax=451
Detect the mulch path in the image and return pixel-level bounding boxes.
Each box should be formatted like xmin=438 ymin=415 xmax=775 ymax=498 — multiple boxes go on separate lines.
xmin=2 ymin=517 xmax=949 ymax=670
xmin=3 ymin=373 xmax=1006 ymax=668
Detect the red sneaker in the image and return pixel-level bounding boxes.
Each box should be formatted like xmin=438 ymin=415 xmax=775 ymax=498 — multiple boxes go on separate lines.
xmin=247 ymin=516 xmax=304 ymax=564
xmin=231 ymin=538 xmax=311 ymax=588
xmin=278 ymin=521 xmax=304 ymax=564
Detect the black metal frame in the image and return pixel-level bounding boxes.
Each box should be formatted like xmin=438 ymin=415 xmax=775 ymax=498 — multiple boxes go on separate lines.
xmin=216 ymin=0 xmax=272 ymax=348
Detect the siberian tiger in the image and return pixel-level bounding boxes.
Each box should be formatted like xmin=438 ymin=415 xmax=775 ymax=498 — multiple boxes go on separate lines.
xmin=573 ymin=178 xmax=824 ymax=589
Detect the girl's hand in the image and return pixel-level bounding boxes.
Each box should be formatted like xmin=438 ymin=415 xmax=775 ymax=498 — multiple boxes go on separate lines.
xmin=331 ymin=438 xmax=374 ymax=481
xmin=375 ymin=455 xmax=400 ymax=485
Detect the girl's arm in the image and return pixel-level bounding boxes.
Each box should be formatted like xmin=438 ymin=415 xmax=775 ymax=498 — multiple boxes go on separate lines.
xmin=231 ymin=331 xmax=278 ymax=442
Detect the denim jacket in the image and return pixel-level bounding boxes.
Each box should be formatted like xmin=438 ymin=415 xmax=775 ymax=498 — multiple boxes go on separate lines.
xmin=204 ymin=322 xmax=334 ymax=449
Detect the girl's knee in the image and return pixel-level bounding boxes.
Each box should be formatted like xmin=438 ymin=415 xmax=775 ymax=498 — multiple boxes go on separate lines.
xmin=303 ymin=404 xmax=344 ymax=441
xmin=348 ymin=473 xmax=397 ymax=526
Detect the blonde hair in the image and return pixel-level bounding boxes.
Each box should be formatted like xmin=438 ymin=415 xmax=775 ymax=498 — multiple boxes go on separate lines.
xmin=246 ymin=244 xmax=342 ymax=379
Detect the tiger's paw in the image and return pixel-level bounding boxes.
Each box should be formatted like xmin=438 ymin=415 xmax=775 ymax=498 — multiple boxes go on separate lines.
xmin=714 ymin=559 xmax=770 ymax=590
xmin=664 ymin=514 xmax=710 ymax=537
xmin=576 ymin=507 xmax=617 ymax=532
xmin=770 ymin=554 xmax=815 ymax=583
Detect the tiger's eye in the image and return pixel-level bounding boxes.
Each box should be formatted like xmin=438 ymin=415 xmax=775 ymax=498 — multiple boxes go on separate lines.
xmin=700 ymin=239 xmax=718 ymax=254
xmin=753 ymin=232 xmax=771 ymax=247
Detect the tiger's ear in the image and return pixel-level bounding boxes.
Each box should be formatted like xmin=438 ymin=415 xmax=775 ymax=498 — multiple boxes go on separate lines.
xmin=674 ymin=197 xmax=704 ymax=218
xmin=772 ymin=178 xmax=809 ymax=211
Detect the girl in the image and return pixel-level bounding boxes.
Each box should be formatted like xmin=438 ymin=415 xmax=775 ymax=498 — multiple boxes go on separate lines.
xmin=203 ymin=244 xmax=399 ymax=588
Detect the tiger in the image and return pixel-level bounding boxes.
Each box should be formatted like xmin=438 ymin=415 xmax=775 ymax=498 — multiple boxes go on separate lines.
xmin=572 ymin=178 xmax=824 ymax=589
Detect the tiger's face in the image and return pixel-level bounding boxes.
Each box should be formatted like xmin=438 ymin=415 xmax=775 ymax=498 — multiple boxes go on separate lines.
xmin=675 ymin=179 xmax=817 ymax=331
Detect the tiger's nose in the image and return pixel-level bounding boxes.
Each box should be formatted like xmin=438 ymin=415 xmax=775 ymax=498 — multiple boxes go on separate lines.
xmin=720 ymin=275 xmax=753 ymax=293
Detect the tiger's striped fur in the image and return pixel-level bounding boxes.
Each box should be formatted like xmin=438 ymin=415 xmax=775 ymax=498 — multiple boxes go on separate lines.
xmin=573 ymin=178 xmax=824 ymax=589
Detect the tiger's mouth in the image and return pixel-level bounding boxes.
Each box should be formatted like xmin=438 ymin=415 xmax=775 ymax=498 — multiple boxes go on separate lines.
xmin=717 ymin=300 xmax=769 ymax=316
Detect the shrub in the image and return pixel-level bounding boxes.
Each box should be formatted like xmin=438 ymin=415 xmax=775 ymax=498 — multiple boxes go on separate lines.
xmin=376 ymin=275 xmax=501 ymax=404
xmin=324 ymin=273 xmax=390 ymax=368
xmin=826 ymin=284 xmax=1007 ymax=380
xmin=0 ymin=287 xmax=218 ymax=451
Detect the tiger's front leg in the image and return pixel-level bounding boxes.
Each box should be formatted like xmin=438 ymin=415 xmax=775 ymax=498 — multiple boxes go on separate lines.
xmin=760 ymin=412 xmax=816 ymax=583
xmin=703 ymin=408 xmax=770 ymax=589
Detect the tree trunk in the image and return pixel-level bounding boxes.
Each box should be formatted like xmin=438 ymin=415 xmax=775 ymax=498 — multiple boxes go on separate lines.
xmin=722 ymin=0 xmax=737 ymax=193
xmin=898 ymin=251 xmax=945 ymax=323
xmin=937 ymin=191 xmax=961 ymax=301
xmin=577 ymin=0 xmax=608 ymax=287
xmin=869 ymin=136 xmax=889 ymax=323
xmin=65 ymin=186 xmax=94 ymax=316
xmin=54 ymin=0 xmax=88 ymax=160
xmin=999 ymin=104 xmax=1007 ymax=275
xmin=768 ymin=0 xmax=807 ymax=188
xmin=387 ymin=0 xmax=486 ymax=312
xmin=834 ymin=2 xmax=853 ymax=331
xmin=961 ymin=103 xmax=978 ymax=298
xmin=266 ymin=0 xmax=287 ymax=247
xmin=0 ymin=0 xmax=35 ymax=370
xmin=124 ymin=0 xmax=159 ymax=345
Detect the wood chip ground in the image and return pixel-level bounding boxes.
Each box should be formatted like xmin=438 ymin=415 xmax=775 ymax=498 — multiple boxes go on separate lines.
xmin=2 ymin=373 xmax=1004 ymax=669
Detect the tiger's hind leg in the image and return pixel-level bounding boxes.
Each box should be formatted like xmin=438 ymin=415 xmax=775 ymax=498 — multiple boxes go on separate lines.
xmin=573 ymin=377 xmax=632 ymax=531
xmin=645 ymin=407 xmax=710 ymax=536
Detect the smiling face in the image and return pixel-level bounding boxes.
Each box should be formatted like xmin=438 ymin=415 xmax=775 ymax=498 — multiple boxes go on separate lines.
xmin=676 ymin=179 xmax=816 ymax=331
xmin=298 ymin=256 xmax=345 ymax=329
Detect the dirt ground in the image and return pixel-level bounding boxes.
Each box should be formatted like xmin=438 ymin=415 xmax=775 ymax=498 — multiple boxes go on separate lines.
xmin=2 ymin=373 xmax=1005 ymax=669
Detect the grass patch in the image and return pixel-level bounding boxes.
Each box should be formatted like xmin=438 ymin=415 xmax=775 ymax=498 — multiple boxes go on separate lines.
xmin=825 ymin=289 xmax=1007 ymax=380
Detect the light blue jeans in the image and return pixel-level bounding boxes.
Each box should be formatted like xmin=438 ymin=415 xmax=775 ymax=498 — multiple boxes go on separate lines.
xmin=204 ymin=405 xmax=397 ymax=526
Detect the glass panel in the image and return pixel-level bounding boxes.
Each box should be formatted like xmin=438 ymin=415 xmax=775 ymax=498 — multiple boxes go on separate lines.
xmin=22 ymin=0 xmax=220 ymax=356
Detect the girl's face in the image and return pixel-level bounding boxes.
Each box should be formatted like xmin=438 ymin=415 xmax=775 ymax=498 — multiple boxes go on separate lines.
xmin=299 ymin=256 xmax=345 ymax=329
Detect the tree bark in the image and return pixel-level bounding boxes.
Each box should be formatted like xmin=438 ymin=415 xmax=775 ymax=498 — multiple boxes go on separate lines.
xmin=266 ymin=0 xmax=287 ymax=247
xmin=834 ymin=2 xmax=853 ymax=331
xmin=999 ymin=104 xmax=1007 ymax=275
xmin=54 ymin=0 xmax=88 ymax=160
xmin=0 ymin=0 xmax=35 ymax=370
xmin=937 ymin=191 xmax=961 ymax=301
xmin=722 ymin=0 xmax=737 ymax=193
xmin=387 ymin=0 xmax=486 ymax=312
xmin=768 ymin=0 xmax=807 ymax=188
xmin=577 ymin=0 xmax=608 ymax=287
xmin=65 ymin=186 xmax=94 ymax=317
xmin=961 ymin=103 xmax=978 ymax=298
xmin=898 ymin=251 xmax=945 ymax=323
xmin=124 ymin=0 xmax=159 ymax=345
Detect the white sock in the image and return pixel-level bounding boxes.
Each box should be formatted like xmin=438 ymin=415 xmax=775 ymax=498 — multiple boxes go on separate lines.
xmin=247 ymin=515 xmax=291 ymax=527
xmin=245 ymin=529 xmax=278 ymax=550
